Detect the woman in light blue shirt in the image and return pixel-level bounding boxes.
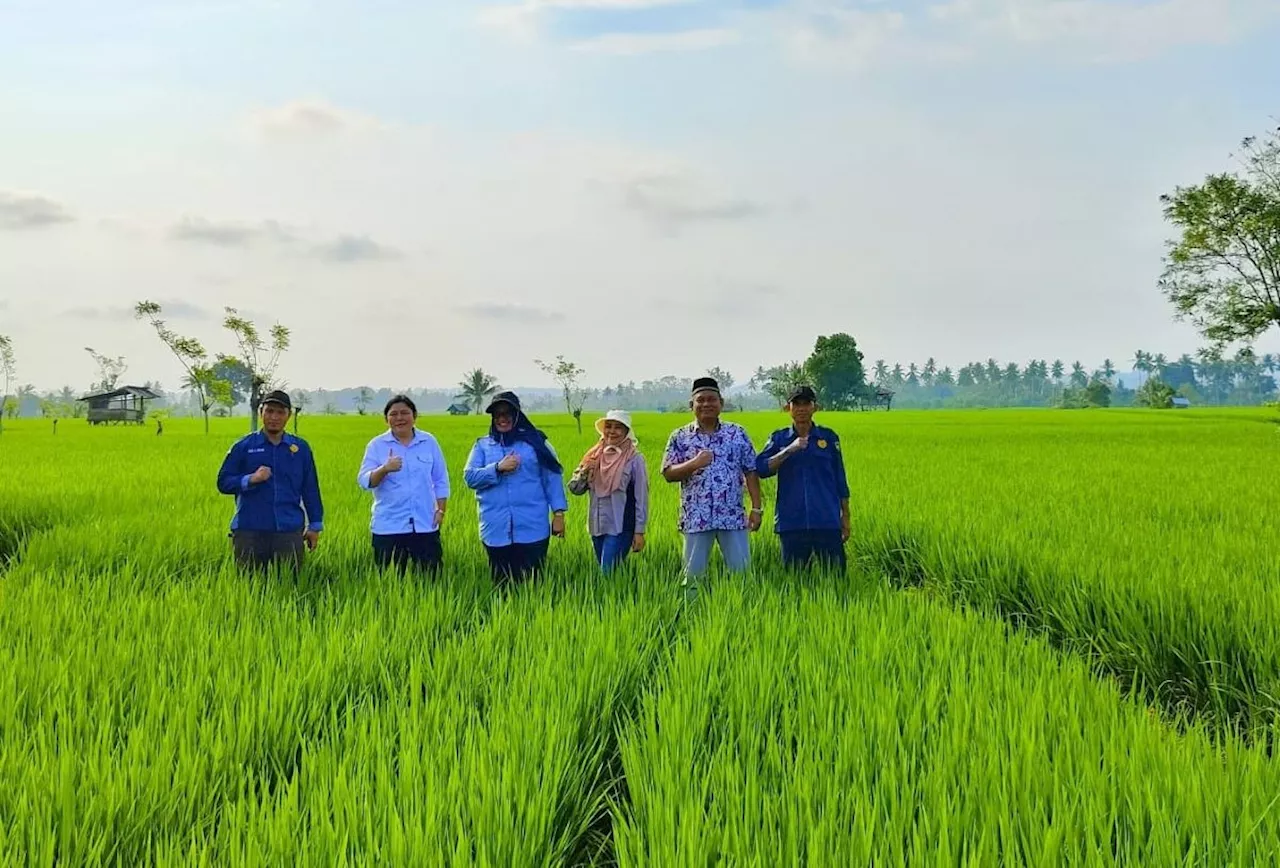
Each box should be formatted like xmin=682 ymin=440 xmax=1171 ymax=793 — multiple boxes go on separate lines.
xmin=357 ymin=394 xmax=450 ymax=575
xmin=463 ymin=391 xmax=567 ymax=587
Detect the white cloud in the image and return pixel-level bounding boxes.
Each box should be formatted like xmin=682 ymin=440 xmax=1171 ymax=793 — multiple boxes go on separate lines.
xmin=740 ymin=0 xmax=1274 ymax=69
xmin=620 ymin=173 xmax=764 ymax=231
xmin=312 ymin=235 xmax=401 ymax=263
xmin=784 ymin=8 xmax=913 ymax=68
xmin=0 ymin=191 xmax=75 ymax=230
xmin=992 ymin=0 xmax=1241 ymax=61
xmin=246 ymin=100 xmax=387 ymax=140
xmin=478 ymin=0 xmax=698 ymax=40
xmin=169 ymin=216 xmax=298 ymax=248
xmin=571 ymin=27 xmax=741 ymax=54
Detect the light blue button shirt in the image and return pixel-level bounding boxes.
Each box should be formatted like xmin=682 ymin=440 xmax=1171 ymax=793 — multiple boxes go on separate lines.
xmin=464 ymin=436 xmax=568 ymax=547
xmin=357 ymin=429 xmax=450 ymax=535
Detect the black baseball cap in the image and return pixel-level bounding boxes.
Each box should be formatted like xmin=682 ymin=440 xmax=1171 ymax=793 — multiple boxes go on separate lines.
xmin=691 ymin=377 xmax=721 ymax=396
xmin=260 ymin=389 xmax=292 ymax=410
xmin=484 ymin=391 xmax=522 ymax=414
xmin=787 ymin=385 xmax=817 ymax=404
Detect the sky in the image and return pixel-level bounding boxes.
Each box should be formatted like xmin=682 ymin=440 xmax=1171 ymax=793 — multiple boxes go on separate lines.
xmin=1 ymin=0 xmax=1278 ymax=393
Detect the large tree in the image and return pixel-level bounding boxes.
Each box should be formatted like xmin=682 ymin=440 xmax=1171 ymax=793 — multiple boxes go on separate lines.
xmin=84 ymin=347 xmax=127 ymax=393
xmin=211 ymin=358 xmax=254 ymax=407
xmin=0 ymin=335 xmax=15 ymax=434
xmin=1160 ymin=124 xmax=1280 ymax=350
xmin=753 ymin=361 xmax=808 ymax=407
xmin=535 ymin=354 xmax=588 ymax=433
xmin=706 ymin=366 xmax=735 ymax=392
xmin=134 ymin=301 xmax=225 ymax=434
xmin=805 ymin=333 xmax=866 ymax=410
xmin=220 ymin=307 xmax=291 ymax=432
xmin=455 ymin=368 xmax=501 ymax=415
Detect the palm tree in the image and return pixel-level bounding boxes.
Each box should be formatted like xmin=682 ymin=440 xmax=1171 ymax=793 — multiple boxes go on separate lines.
xmin=923 ymin=357 xmax=937 ymax=387
xmin=890 ymin=363 xmax=905 ymax=387
xmin=1051 ymin=359 xmax=1065 ymax=382
xmin=355 ymin=387 xmax=374 ymax=415
xmin=456 ymin=368 xmax=501 ymax=415
xmin=873 ymin=360 xmax=889 ymax=385
xmin=1152 ymin=353 xmax=1168 ymax=381
xmin=1132 ymin=350 xmax=1151 ymax=389
xmin=1070 ymin=361 xmax=1087 ymax=388
xmin=906 ymin=363 xmax=920 ymax=387
xmin=1101 ymin=359 xmax=1116 ymax=384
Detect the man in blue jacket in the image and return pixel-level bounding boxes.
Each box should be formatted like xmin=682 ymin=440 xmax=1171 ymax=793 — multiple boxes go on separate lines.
xmin=756 ymin=385 xmax=850 ymax=571
xmin=216 ymin=390 xmax=324 ymax=572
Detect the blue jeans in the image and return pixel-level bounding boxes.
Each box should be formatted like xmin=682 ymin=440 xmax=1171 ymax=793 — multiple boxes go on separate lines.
xmin=680 ymin=530 xmax=750 ymax=600
xmin=592 ymin=533 xmax=632 ymax=573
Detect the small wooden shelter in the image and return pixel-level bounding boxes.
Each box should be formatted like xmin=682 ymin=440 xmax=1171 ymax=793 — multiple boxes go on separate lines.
xmin=858 ymin=388 xmax=895 ymax=411
xmin=80 ymin=386 xmax=160 ymax=425
xmin=1171 ymin=396 xmax=1191 ymax=409
xmin=447 ymin=403 xmax=472 ymax=416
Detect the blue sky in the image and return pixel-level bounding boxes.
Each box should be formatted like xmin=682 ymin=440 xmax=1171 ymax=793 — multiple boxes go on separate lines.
xmin=1 ymin=0 xmax=1278 ymax=390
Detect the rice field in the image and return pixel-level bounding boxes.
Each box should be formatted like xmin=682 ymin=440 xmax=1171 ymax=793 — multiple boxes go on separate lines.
xmin=2 ymin=407 xmax=1280 ymax=864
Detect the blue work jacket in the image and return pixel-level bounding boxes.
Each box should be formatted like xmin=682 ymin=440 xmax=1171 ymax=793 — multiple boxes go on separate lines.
xmin=756 ymin=424 xmax=849 ymax=533
xmin=463 ymin=436 xmax=568 ymax=547
xmin=216 ymin=431 xmax=324 ymax=533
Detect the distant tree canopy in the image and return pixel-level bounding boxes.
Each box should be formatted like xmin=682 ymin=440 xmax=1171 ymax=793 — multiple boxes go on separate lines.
xmin=212 ymin=358 xmax=253 ymax=406
xmin=751 ymin=334 xmax=868 ymax=409
xmin=805 ymin=333 xmax=866 ymax=410
xmin=1136 ymin=378 xmax=1177 ymax=409
xmin=1160 ymin=122 xmax=1280 ymax=350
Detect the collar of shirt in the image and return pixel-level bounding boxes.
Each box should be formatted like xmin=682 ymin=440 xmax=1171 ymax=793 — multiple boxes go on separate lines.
xmin=788 ymin=423 xmax=827 ymax=438
xmin=684 ymin=420 xmax=729 ymax=438
xmin=378 ymin=428 xmax=429 ymax=448
xmin=251 ymin=430 xmax=295 ymax=448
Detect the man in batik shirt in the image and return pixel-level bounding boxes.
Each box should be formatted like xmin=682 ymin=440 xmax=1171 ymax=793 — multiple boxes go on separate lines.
xmin=661 ymin=376 xmax=763 ymax=599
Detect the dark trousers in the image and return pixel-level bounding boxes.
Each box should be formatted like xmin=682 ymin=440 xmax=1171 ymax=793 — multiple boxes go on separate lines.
xmin=372 ymin=532 xmax=443 ymax=576
xmin=485 ymin=538 xmax=549 ymax=589
xmin=780 ymin=530 xmax=847 ymax=572
xmin=231 ymin=530 xmax=306 ymax=573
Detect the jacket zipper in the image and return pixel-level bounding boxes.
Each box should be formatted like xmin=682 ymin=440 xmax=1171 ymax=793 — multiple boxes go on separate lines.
xmin=271 ymin=441 xmax=280 ymax=532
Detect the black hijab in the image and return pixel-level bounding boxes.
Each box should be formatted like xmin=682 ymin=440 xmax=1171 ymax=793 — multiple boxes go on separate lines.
xmin=486 ymin=391 xmax=563 ymax=474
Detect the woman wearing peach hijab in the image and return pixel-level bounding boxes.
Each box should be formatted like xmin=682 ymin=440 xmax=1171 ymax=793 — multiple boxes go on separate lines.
xmin=568 ymin=409 xmax=649 ymax=573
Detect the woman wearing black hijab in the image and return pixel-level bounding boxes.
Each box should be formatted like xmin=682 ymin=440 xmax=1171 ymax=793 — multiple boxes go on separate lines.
xmin=463 ymin=391 xmax=568 ymax=586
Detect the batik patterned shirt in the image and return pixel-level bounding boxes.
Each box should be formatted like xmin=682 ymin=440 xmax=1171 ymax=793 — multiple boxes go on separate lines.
xmin=662 ymin=420 xmax=759 ymax=533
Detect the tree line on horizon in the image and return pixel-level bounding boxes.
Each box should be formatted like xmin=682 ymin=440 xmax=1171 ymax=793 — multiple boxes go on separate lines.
xmin=5 ymin=340 xmax=1277 ymax=422
xmin=2 ymin=119 xmax=1278 ymax=427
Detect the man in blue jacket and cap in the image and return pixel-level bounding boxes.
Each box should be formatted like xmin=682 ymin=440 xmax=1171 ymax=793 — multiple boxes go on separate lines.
xmin=756 ymin=385 xmax=850 ymax=571
xmin=216 ymin=389 xmax=324 ymax=572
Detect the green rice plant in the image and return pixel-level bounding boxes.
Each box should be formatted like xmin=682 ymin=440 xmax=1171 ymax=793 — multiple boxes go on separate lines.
xmin=615 ymin=577 xmax=1280 ymax=865
xmin=141 ymin=576 xmax=681 ymax=865
xmin=0 ymin=567 xmax=488 ymax=864
xmin=3 ymin=408 xmax=1280 ymax=862
xmin=836 ymin=408 xmax=1280 ymax=737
